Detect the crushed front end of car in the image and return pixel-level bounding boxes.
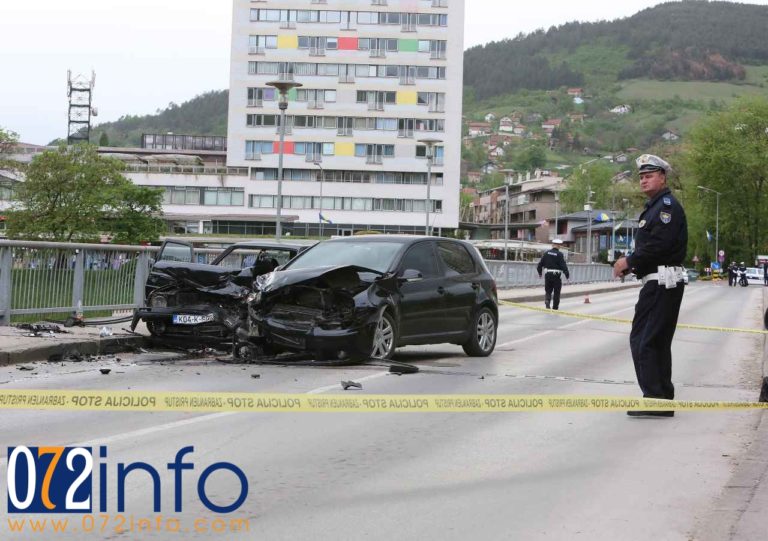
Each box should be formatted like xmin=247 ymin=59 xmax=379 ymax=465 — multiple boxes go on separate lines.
xmin=131 ymin=261 xmax=252 ymax=344
xmin=235 ymin=265 xmax=393 ymax=363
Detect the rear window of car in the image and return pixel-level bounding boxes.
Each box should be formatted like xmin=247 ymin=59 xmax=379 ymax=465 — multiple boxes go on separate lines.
xmin=437 ymin=242 xmax=476 ymax=276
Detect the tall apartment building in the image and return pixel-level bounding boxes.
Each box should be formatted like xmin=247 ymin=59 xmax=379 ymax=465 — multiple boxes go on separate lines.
xmin=226 ymin=0 xmax=464 ymax=236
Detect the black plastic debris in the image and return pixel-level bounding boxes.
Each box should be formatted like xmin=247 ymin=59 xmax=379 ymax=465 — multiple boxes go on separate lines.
xmin=387 ymin=362 xmax=420 ymax=375
xmin=99 ymin=368 xmax=111 ymax=375
xmin=16 ymin=323 xmax=70 ymax=334
xmin=17 ymin=365 xmax=34 ymax=371
xmin=341 ymin=380 xmax=362 ymax=390
xmin=251 ymin=374 xmax=261 ymax=379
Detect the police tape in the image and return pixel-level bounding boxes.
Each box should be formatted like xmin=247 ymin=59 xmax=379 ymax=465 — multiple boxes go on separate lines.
xmin=0 ymin=389 xmax=766 ymax=413
xmin=501 ymin=301 xmax=768 ymax=335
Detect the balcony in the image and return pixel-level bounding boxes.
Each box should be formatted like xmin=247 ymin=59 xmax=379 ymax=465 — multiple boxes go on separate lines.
xmin=369 ymin=49 xmax=386 ymax=58
xmin=245 ymin=152 xmax=262 ymax=161
xmin=311 ymin=0 xmax=327 ymax=3
xmin=337 ymin=127 xmax=353 ymax=136
xmin=306 ymin=154 xmax=322 ymax=163
xmin=398 ymin=129 xmax=414 ymax=138
xmin=307 ymin=99 xmax=324 ymax=110
xmin=247 ymin=99 xmax=263 ymax=108
xmin=367 ymin=102 xmax=384 ymax=111
xmin=430 ymin=50 xmax=446 ymax=60
xmin=278 ymin=72 xmax=295 ymax=82
xmin=275 ymin=125 xmax=293 ymax=135
xmin=366 ymin=155 xmax=384 ymax=165
xmin=248 ymin=46 xmax=266 ymax=55
xmin=428 ymin=103 xmax=445 ymax=113
xmin=431 ymin=157 xmax=444 ymax=166
xmin=279 ymin=21 xmax=297 ymax=29
xmin=309 ymin=46 xmax=325 ymax=57
xmin=399 ymin=75 xmax=415 ymax=85
xmin=371 ymin=0 xmax=387 ymax=5
xmin=339 ymin=74 xmax=355 ymax=83
xmin=432 ymin=0 xmax=448 ymax=6
xmin=401 ymin=23 xmax=416 ymax=32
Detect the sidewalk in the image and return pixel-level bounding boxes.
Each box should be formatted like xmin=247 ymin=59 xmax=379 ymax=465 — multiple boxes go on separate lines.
xmin=498 ymin=279 xmax=641 ymax=303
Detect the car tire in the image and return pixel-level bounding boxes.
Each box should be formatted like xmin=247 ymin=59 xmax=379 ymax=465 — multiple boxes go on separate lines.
xmin=462 ymin=307 xmax=497 ymax=357
xmin=371 ymin=311 xmax=397 ymax=360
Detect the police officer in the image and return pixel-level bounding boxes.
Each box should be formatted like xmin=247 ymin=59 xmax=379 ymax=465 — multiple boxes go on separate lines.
xmin=738 ymin=261 xmax=747 ymax=286
xmin=537 ymin=239 xmax=570 ymax=310
xmin=613 ymin=154 xmax=687 ymax=418
xmin=728 ymin=261 xmax=737 ymax=287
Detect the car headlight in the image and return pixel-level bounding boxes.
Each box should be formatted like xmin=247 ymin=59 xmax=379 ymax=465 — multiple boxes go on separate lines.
xmin=150 ymin=295 xmax=167 ymax=308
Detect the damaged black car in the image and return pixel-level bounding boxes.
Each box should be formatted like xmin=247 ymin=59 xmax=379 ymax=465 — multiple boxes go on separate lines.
xmin=234 ymin=236 xmax=498 ymax=362
xmin=131 ymin=239 xmax=309 ymax=343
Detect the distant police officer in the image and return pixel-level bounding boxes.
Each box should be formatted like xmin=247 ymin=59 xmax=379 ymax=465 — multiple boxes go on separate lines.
xmin=613 ymin=154 xmax=687 ymax=418
xmin=728 ymin=261 xmax=737 ymax=287
xmin=537 ymin=239 xmax=570 ymax=310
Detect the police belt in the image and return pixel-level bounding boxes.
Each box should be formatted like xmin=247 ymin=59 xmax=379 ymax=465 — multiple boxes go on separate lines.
xmin=544 ymin=269 xmax=563 ymax=275
xmin=641 ymin=266 xmax=688 ymax=287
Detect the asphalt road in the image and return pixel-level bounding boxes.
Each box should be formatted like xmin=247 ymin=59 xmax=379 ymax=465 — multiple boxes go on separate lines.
xmin=0 ymin=282 xmax=764 ymax=540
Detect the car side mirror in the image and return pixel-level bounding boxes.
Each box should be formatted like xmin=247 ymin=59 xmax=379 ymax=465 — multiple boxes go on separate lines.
xmin=399 ymin=269 xmax=423 ymax=283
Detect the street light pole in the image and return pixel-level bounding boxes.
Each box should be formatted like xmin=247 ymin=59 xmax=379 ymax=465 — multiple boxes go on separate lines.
xmin=697 ymin=185 xmax=723 ymax=268
xmin=504 ymin=181 xmax=509 ymax=261
xmin=418 ymin=138 xmax=442 ymax=236
xmin=313 ymin=161 xmax=324 ymax=238
xmin=266 ymin=80 xmax=302 ymax=242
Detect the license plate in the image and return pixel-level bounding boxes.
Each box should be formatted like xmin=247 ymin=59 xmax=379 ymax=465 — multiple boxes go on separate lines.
xmin=172 ymin=313 xmax=215 ymax=325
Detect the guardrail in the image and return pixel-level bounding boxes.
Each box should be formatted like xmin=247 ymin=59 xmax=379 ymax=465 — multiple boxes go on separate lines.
xmin=485 ymin=261 xmax=614 ymax=288
xmin=0 ymin=240 xmax=616 ymax=324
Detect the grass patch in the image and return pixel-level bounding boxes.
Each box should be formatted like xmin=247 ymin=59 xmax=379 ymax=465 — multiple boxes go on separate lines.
xmin=617 ymin=78 xmax=768 ymax=103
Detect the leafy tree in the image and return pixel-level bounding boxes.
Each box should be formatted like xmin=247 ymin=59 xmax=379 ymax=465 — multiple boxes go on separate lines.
xmin=681 ymin=97 xmax=768 ymax=262
xmin=513 ymin=142 xmax=547 ymax=172
xmin=560 ymin=161 xmax=617 ymax=213
xmin=0 ymin=127 xmax=22 ymax=173
xmin=98 ymin=132 xmax=110 ymax=146
xmin=6 ymin=144 xmax=164 ymax=244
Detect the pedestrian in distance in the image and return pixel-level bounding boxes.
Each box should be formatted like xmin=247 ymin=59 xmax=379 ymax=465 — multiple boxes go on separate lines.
xmin=728 ymin=261 xmax=737 ymax=287
xmin=764 ymin=263 xmax=768 ymax=286
xmin=536 ymin=239 xmax=570 ymax=310
xmin=612 ymin=154 xmax=688 ymax=418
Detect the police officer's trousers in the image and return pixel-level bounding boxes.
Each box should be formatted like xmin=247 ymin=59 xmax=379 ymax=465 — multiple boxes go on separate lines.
xmin=629 ymin=282 xmax=685 ymax=399
xmin=544 ymin=274 xmax=563 ymax=310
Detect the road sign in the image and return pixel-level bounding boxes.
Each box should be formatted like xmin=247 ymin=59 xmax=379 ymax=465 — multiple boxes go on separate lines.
xmin=718 ymin=254 xmax=725 ymax=263
xmin=719 ymin=250 xmax=725 ymax=257
xmin=711 ymin=262 xmax=721 ymax=270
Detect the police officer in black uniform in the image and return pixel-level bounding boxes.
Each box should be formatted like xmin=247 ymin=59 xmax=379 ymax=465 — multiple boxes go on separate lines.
xmin=613 ymin=154 xmax=687 ymax=418
xmin=537 ymin=239 xmax=570 ymax=310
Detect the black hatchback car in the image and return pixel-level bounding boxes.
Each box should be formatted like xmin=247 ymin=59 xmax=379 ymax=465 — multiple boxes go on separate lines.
xmin=238 ymin=236 xmax=498 ymax=361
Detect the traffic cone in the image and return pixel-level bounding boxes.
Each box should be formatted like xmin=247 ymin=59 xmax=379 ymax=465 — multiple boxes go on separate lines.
xmin=584 ymin=293 xmax=591 ymax=304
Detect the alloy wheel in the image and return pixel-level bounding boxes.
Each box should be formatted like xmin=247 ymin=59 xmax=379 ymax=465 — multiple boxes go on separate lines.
xmin=372 ymin=314 xmax=395 ymax=359
xmin=476 ymin=311 xmax=496 ymax=353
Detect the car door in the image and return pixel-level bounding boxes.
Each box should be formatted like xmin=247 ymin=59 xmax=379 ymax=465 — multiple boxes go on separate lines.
xmin=396 ymin=241 xmax=447 ymax=342
xmin=435 ymin=241 xmax=481 ymax=336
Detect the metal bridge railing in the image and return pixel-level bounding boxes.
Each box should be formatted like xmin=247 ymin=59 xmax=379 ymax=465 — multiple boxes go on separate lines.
xmin=484 ymin=261 xmax=614 ymax=288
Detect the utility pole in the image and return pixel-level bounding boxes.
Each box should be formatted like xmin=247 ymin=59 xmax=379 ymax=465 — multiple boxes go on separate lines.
xmin=585 ymin=186 xmax=594 ymax=264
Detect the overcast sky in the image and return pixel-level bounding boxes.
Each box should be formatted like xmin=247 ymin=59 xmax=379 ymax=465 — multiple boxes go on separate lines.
xmin=2 ymin=0 xmax=767 ymax=144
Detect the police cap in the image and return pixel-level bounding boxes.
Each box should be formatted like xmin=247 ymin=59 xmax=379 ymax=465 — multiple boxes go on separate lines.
xmin=636 ymin=154 xmax=671 ymax=174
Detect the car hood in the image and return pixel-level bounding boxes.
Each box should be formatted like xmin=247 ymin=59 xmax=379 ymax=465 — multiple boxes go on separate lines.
xmin=154 ymin=261 xmax=235 ymax=285
xmin=257 ymin=265 xmax=386 ymax=293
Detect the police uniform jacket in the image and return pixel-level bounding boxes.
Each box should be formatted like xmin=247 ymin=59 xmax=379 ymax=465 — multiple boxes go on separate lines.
xmin=626 ymin=188 xmax=687 ymax=278
xmin=537 ymin=248 xmax=570 ymax=278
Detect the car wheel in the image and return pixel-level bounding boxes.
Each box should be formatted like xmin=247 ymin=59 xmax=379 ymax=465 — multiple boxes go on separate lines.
xmin=371 ymin=311 xmax=397 ymax=360
xmin=462 ymin=307 xmax=497 ymax=357
xmin=146 ymin=321 xmax=166 ymax=337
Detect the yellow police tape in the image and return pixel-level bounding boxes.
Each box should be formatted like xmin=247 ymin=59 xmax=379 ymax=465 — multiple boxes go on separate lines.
xmin=501 ymin=301 xmax=768 ymax=335
xmin=0 ymin=390 xmax=765 ymax=413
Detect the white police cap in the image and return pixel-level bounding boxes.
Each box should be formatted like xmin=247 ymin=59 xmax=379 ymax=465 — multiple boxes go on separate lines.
xmin=636 ymin=154 xmax=671 ymax=174
xmin=552 ymin=239 xmax=564 ymax=245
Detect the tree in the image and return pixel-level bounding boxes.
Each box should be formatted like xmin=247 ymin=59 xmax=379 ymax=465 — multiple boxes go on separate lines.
xmin=682 ymin=97 xmax=768 ymax=262
xmin=0 ymin=127 xmax=22 ymax=173
xmin=560 ymin=161 xmax=617 ymax=213
xmin=6 ymin=144 xmax=165 ymax=244
xmin=98 ymin=132 xmax=110 ymax=147
xmin=512 ymin=142 xmax=547 ymax=172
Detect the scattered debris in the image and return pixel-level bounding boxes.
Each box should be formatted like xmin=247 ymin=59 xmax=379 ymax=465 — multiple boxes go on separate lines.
xmin=479 ymin=376 xmax=485 ymax=380
xmin=99 ymin=327 xmax=113 ymax=337
xmin=16 ymin=323 xmax=70 ymax=336
xmin=341 ymin=380 xmax=362 ymax=390
xmin=99 ymin=368 xmax=111 ymax=375
xmin=251 ymin=374 xmax=261 ymax=379
xmin=17 ymin=365 xmax=35 ymax=371
xmin=64 ymin=315 xmax=86 ymax=328
xmin=387 ymin=362 xmax=420 ymax=375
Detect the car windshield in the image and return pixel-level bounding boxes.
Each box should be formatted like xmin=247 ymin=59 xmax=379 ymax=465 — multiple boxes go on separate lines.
xmin=285 ymin=241 xmax=404 ymax=273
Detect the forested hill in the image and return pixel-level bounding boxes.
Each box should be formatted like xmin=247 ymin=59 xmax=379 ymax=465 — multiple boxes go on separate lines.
xmin=87 ymin=90 xmax=228 ymax=148
xmin=464 ymin=1 xmax=768 ymax=101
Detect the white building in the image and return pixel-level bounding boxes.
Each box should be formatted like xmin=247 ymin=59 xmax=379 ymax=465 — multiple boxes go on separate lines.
xmin=221 ymin=0 xmax=464 ymax=237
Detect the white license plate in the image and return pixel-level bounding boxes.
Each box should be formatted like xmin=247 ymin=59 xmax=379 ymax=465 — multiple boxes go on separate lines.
xmin=172 ymin=313 xmax=215 ymax=325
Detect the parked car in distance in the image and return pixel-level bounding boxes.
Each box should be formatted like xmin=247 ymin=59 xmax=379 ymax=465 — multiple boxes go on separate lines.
xmin=236 ymin=235 xmax=499 ymax=362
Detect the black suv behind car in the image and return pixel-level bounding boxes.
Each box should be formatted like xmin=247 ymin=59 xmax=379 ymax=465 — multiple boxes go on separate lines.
xmin=241 ymin=236 xmax=499 ymax=360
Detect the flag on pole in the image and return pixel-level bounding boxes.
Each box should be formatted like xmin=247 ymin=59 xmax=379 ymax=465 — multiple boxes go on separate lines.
xmin=319 ymin=212 xmax=333 ymax=224
xmin=595 ymin=212 xmax=610 ymax=222
xmin=706 ymin=230 xmax=713 ymax=242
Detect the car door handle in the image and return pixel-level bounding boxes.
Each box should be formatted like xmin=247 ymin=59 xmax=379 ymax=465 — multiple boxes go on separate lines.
xmin=437 ymin=286 xmax=445 ymax=295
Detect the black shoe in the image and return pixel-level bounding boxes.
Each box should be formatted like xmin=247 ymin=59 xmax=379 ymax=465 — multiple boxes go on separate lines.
xmin=545 ymin=303 xmax=550 ymax=309
xmin=627 ymin=410 xmax=674 ymax=418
